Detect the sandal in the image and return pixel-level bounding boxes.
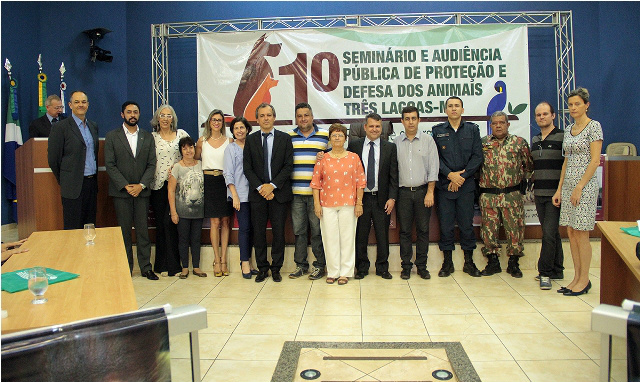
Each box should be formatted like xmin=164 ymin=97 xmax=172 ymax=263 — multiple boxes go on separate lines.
xmin=193 ymin=269 xmax=207 ymax=277
xmin=179 ymin=270 xmax=189 ymax=279
xmin=221 ymin=262 xmax=230 ymax=276
xmin=213 ymin=261 xmax=222 ymax=277
xmin=338 ymin=277 xmax=348 ymax=285
xmin=326 ymin=277 xmax=336 ymax=284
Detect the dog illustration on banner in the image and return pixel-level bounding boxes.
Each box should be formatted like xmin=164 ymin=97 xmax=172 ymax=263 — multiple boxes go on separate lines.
xmin=233 ymin=34 xmax=282 ymax=120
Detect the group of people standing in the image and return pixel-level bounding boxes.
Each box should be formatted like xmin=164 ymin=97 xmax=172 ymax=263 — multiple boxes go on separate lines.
xmin=45 ymin=89 xmax=602 ymax=294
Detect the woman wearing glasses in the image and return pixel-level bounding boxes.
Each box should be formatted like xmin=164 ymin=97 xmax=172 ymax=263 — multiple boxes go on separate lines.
xmin=552 ymin=88 xmax=603 ymax=296
xmin=196 ymin=109 xmax=234 ymax=277
xmin=150 ymin=104 xmax=189 ymax=277
xmin=310 ymin=124 xmax=366 ymax=285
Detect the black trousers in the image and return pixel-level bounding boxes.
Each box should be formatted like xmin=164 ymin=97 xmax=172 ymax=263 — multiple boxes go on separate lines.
xmin=436 ymin=190 xmax=477 ymax=252
xmin=397 ymin=187 xmax=432 ymax=270
xmin=535 ymin=196 xmax=564 ymax=277
xmin=61 ymin=175 xmax=97 ymax=230
xmin=356 ymin=192 xmax=390 ymax=273
xmin=113 ymin=196 xmax=152 ymax=274
xmin=177 ymin=218 xmax=203 ymax=268
xmin=250 ymin=197 xmax=287 ymax=272
xmin=150 ymin=185 xmax=180 ymax=275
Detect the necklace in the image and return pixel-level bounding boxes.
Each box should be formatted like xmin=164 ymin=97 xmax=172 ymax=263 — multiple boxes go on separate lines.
xmin=211 ymin=133 xmax=225 ymax=141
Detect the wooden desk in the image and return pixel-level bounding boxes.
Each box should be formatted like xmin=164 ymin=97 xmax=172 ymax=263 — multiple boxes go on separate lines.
xmin=598 ymin=221 xmax=640 ymax=306
xmin=1 ymin=227 xmax=138 ymax=334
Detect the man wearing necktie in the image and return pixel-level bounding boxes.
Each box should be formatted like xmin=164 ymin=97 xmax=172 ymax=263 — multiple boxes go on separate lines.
xmin=30 ymin=94 xmax=65 ymax=138
xmin=104 ymin=101 xmax=158 ymax=280
xmin=243 ymin=103 xmax=294 ymax=283
xmin=47 ymin=91 xmax=98 ymax=230
xmin=348 ymin=113 xmax=399 ymax=280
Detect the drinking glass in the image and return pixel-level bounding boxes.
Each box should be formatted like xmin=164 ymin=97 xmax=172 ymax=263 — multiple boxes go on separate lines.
xmin=84 ymin=223 xmax=96 ymax=245
xmin=28 ymin=267 xmax=48 ymax=304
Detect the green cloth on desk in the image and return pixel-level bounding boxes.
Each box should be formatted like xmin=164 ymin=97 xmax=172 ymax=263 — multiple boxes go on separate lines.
xmin=1 ymin=268 xmax=79 ymax=293
xmin=621 ymin=226 xmax=640 ymax=238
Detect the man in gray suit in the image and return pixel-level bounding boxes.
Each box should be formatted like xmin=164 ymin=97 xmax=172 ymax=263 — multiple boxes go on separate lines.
xmin=47 ymin=91 xmax=98 ymax=230
xmin=105 ymin=101 xmax=158 ymax=280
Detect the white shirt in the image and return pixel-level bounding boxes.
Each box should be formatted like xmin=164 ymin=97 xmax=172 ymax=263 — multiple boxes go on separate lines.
xmin=362 ymin=136 xmax=380 ymax=192
xmin=122 ymin=124 xmax=139 ymax=157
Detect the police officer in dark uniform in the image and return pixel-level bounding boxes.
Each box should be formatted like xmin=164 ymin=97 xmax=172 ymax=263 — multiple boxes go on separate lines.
xmin=432 ymin=96 xmax=484 ymax=277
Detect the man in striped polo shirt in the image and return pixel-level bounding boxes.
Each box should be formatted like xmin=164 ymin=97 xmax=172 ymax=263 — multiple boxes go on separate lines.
xmin=289 ymin=103 xmax=329 ymax=280
xmin=531 ymin=102 xmax=565 ymax=290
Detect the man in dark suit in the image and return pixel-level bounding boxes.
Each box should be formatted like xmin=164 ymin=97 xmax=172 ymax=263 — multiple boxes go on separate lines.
xmin=47 ymin=91 xmax=98 ymax=230
xmin=243 ymin=102 xmax=294 ymax=283
xmin=30 ymin=94 xmax=65 ymax=138
xmin=349 ymin=113 xmax=399 ymax=280
xmin=104 ymin=101 xmax=158 ymax=280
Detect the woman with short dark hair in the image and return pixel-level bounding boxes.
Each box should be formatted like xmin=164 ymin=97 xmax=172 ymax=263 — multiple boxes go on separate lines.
xmin=168 ymin=137 xmax=206 ymax=278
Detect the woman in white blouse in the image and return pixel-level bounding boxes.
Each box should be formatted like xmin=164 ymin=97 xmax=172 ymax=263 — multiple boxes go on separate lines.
xmin=195 ymin=109 xmax=234 ymax=277
xmin=150 ymin=104 xmax=190 ymax=276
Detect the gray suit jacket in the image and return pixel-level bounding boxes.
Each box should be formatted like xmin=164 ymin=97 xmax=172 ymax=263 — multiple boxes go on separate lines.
xmin=47 ymin=115 xmax=99 ymax=199
xmin=104 ymin=126 xmax=156 ymax=198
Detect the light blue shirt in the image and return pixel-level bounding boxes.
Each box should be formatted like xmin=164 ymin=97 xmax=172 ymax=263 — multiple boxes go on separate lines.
xmin=72 ymin=114 xmax=96 ymax=176
xmin=223 ymin=142 xmax=250 ymax=203
xmin=362 ymin=136 xmax=380 ymax=192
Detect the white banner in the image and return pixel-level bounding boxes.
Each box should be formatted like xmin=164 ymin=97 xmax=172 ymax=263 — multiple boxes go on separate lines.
xmin=197 ymin=24 xmax=530 ymax=139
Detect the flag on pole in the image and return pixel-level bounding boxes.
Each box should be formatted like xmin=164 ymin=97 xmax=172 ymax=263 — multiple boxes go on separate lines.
xmin=3 ymin=76 xmax=23 ymax=222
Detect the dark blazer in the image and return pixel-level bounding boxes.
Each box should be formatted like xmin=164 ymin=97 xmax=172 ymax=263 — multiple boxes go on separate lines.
xmin=348 ymin=137 xmax=399 ymax=209
xmin=349 ymin=121 xmax=394 ymax=142
xmin=104 ymin=126 xmax=156 ymax=198
xmin=29 ymin=114 xmax=65 ymax=138
xmin=243 ymin=128 xmax=294 ymax=203
xmin=47 ymin=115 xmax=99 ymax=199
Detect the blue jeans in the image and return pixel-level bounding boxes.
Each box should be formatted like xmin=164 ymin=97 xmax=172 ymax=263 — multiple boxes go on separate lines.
xmin=235 ymin=202 xmax=253 ymax=262
xmin=291 ymin=195 xmax=325 ymax=269
xmin=535 ymin=196 xmax=564 ymax=277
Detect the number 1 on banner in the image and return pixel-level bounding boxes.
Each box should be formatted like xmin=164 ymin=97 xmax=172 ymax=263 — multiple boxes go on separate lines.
xmin=279 ymin=52 xmax=340 ymax=105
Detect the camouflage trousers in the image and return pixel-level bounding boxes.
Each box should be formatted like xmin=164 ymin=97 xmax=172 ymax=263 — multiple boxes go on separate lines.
xmin=479 ymin=193 xmax=525 ymax=257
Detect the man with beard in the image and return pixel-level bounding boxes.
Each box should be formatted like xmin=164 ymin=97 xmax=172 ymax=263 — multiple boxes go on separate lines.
xmin=105 ymin=101 xmax=158 ymax=280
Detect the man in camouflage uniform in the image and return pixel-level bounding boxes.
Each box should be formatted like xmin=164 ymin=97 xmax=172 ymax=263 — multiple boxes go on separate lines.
xmin=478 ymin=111 xmax=533 ymax=278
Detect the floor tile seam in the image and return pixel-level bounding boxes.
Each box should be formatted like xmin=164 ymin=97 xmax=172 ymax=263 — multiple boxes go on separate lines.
xmin=559 ymin=331 xmax=596 ymax=360
xmin=217 ymin=282 xmax=268 ymax=360
xmin=293 ymin=280 xmax=315 ymax=338
xmin=452 ymin=276 xmax=500 ymax=339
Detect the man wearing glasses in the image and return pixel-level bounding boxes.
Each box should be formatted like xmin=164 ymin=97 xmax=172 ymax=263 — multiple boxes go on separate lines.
xmin=30 ymin=94 xmax=65 ymax=138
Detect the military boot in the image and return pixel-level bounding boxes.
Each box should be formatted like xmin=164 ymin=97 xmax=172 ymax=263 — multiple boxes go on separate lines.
xmin=462 ymin=250 xmax=482 ymax=277
xmin=481 ymin=254 xmax=502 ymax=276
xmin=438 ymin=250 xmax=454 ymax=277
xmin=506 ymin=255 xmax=523 ymax=278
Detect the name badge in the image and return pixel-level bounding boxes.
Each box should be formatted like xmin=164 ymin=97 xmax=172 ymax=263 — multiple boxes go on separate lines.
xmin=436 ymin=133 xmax=449 ymax=138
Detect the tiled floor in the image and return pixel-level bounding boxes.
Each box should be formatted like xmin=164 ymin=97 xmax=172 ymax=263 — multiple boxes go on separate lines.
xmin=134 ymin=266 xmax=628 ymax=382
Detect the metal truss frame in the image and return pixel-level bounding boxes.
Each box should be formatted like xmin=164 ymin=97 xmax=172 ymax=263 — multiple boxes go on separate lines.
xmin=151 ymin=11 xmax=575 ymax=129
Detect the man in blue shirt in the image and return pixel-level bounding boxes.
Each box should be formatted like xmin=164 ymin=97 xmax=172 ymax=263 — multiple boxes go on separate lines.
xmin=432 ymin=97 xmax=484 ymax=278
xmin=48 ymin=91 xmax=99 ymax=230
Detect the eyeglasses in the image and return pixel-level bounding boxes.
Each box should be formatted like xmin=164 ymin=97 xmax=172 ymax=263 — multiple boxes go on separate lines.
xmin=52 ymin=106 xmax=64 ymax=110
xmin=159 ymin=114 xmax=173 ymax=119
xmin=210 ymin=118 xmax=223 ymax=123
xmin=331 ymin=134 xmax=345 ymax=138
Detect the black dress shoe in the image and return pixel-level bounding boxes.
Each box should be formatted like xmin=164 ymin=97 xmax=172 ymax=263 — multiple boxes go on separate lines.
xmin=354 ymin=272 xmax=367 ymax=280
xmin=143 ymin=270 xmax=159 ymax=280
xmin=255 ymin=270 xmax=269 ymax=283
xmin=376 ymin=271 xmax=393 ymax=279
xmin=417 ymin=269 xmax=431 ymax=279
xmin=557 ymin=286 xmax=569 ymax=293
xmin=401 ymin=269 xmax=411 ymax=280
xmin=563 ymin=281 xmax=591 ymax=296
xmin=272 ymin=271 xmax=282 ymax=282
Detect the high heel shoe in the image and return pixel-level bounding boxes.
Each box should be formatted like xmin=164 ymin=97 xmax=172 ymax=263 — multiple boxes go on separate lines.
xmin=241 ymin=262 xmax=252 ymax=279
xmin=563 ymin=281 xmax=591 ymax=296
xmin=213 ymin=261 xmax=222 ymax=277
xmin=557 ymin=286 xmax=569 ymax=293
xmin=221 ymin=262 xmax=229 ymax=276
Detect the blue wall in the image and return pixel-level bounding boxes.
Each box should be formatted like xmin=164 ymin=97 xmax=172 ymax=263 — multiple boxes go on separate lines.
xmin=2 ymin=1 xmax=639 ymax=224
